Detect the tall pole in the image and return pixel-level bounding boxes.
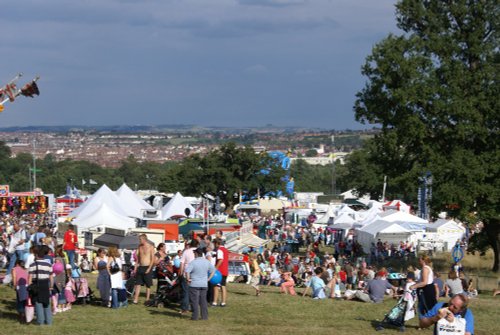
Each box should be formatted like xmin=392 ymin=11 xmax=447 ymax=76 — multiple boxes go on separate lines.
xmin=32 ymin=139 xmax=37 ymax=191
xmin=382 ymin=175 xmax=387 ymax=202
xmin=331 ymin=135 xmax=336 ymax=195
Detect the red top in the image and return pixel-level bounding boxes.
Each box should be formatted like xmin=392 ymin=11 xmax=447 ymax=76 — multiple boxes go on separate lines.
xmin=339 ymin=270 xmax=347 ymax=282
xmin=63 ymin=230 xmax=77 ymax=251
xmin=216 ymin=246 xmax=229 ymax=276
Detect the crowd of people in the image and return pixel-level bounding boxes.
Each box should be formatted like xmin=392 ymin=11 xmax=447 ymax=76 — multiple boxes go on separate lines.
xmin=0 ymin=213 xmax=483 ymax=333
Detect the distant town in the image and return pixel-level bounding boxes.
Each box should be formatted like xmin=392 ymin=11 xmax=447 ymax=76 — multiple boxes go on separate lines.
xmin=0 ymin=125 xmax=378 ymax=168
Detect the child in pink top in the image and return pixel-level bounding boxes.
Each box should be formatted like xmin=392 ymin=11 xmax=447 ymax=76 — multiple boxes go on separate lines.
xmin=280 ymin=271 xmax=296 ymax=296
xmin=12 ymin=259 xmax=29 ymax=322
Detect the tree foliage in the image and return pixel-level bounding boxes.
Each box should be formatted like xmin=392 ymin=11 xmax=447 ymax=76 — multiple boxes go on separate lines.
xmin=352 ymin=0 xmax=499 ymax=271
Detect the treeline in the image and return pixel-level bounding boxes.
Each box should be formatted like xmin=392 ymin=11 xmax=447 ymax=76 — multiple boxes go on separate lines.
xmin=0 ymin=141 xmax=353 ymax=207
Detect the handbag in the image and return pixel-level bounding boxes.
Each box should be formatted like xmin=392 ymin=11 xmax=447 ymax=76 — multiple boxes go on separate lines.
xmin=25 ymin=298 xmax=35 ymax=323
xmin=28 ymin=263 xmax=39 ymax=297
xmin=110 ymin=259 xmax=120 ymax=274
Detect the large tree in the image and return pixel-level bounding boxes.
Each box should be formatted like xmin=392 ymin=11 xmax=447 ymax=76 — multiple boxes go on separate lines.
xmin=171 ymin=142 xmax=286 ymax=208
xmin=353 ymin=1 xmax=499 ymax=271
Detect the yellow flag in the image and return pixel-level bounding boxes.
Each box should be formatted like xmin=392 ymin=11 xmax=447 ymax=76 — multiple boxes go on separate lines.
xmin=0 ymin=105 xmax=4 ymax=112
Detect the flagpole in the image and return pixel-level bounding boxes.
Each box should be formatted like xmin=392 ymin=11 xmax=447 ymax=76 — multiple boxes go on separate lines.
xmin=206 ymin=199 xmax=209 ymax=235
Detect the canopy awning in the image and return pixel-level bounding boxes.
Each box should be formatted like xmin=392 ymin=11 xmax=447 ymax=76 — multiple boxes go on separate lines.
xmin=93 ymin=233 xmax=140 ymax=250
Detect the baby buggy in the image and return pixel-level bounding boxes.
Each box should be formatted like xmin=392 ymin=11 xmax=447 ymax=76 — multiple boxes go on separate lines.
xmin=150 ymin=261 xmax=181 ymax=308
xmin=376 ymin=295 xmax=412 ymax=332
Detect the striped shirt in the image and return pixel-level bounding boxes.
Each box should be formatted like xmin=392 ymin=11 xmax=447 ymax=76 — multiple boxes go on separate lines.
xmin=29 ymin=259 xmax=53 ymax=281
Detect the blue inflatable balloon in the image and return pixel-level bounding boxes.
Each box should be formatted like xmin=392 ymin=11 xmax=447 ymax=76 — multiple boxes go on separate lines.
xmin=209 ymin=270 xmax=222 ymax=285
xmin=173 ymin=258 xmax=181 ymax=268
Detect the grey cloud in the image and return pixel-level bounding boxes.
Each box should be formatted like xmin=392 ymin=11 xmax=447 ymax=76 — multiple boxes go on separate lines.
xmin=244 ymin=64 xmax=269 ymax=74
xmin=238 ymin=0 xmax=307 ymax=7
xmin=187 ymin=17 xmax=339 ymax=38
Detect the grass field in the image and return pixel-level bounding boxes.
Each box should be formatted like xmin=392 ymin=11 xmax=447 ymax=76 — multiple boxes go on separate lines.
xmin=0 ymin=277 xmax=499 ymax=335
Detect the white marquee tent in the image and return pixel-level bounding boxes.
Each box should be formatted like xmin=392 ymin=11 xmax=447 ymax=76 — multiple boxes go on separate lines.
xmin=161 ymin=192 xmax=195 ymax=220
xmin=316 ymin=205 xmax=336 ymax=224
xmin=356 ymin=220 xmax=414 ymax=252
xmin=426 ymin=219 xmax=466 ymax=251
xmin=69 ymin=184 xmax=130 ymax=219
xmin=115 ymin=183 xmax=155 ymax=218
xmin=379 ymin=210 xmax=428 ymax=224
xmin=73 ymin=202 xmax=137 ymax=231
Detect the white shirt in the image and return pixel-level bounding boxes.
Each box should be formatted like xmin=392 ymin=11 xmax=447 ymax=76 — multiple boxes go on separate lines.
xmin=9 ymin=229 xmax=26 ymax=253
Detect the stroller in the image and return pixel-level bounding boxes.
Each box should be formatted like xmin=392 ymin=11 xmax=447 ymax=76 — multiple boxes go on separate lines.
xmin=150 ymin=261 xmax=181 ymax=308
xmin=376 ymin=297 xmax=408 ymax=332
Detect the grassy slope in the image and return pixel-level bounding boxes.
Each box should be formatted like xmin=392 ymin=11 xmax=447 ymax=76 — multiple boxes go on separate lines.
xmin=0 ymin=278 xmax=498 ymax=335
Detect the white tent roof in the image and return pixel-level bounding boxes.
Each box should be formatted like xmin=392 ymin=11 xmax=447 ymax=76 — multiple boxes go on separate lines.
xmin=334 ymin=212 xmax=355 ymax=224
xmin=316 ymin=205 xmax=336 ymax=224
xmin=336 ymin=204 xmax=355 ymax=215
xmin=69 ymin=184 xmax=130 ymax=218
xmin=358 ymin=219 xmax=412 ymax=237
xmin=380 ymin=209 xmax=428 ymax=224
xmin=73 ymin=202 xmax=137 ymax=230
xmin=115 ymin=183 xmax=155 ymax=217
xmin=161 ymin=192 xmax=195 ymax=220
xmin=427 ymin=219 xmax=465 ymax=232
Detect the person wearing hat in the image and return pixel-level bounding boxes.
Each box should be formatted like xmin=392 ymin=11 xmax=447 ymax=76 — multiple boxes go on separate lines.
xmin=185 ymin=247 xmax=215 ymax=320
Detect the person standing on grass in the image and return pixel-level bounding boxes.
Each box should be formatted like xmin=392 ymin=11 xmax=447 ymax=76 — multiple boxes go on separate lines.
xmin=185 ymin=247 xmax=215 ymax=321
xmin=249 ymin=253 xmax=261 ymax=296
xmin=179 ymin=239 xmax=198 ymax=314
xmin=410 ymin=255 xmax=437 ymax=315
xmin=6 ymin=223 xmax=27 ymax=279
xmin=212 ymin=238 xmax=229 ymax=307
xmin=63 ymin=224 xmax=78 ymax=270
xmin=28 ymin=245 xmax=54 ymax=326
xmin=133 ymin=234 xmax=155 ymax=305
xmin=12 ymin=259 xmax=29 ymax=322
xmin=94 ymin=248 xmax=111 ymax=307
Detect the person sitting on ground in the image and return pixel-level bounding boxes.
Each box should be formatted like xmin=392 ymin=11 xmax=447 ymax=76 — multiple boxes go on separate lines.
xmin=433 ymin=272 xmax=445 ymax=299
xmin=280 ymin=271 xmax=296 ymax=296
xmin=308 ymin=267 xmax=326 ymax=299
xmin=444 ymin=269 xmax=464 ymax=297
xmin=345 ymin=270 xmax=396 ymax=303
xmin=267 ymin=264 xmax=281 ymax=286
xmin=419 ymin=293 xmax=474 ymax=335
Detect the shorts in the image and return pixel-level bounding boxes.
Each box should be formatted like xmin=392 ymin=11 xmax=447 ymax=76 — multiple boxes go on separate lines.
xmin=217 ymin=275 xmax=227 ymax=287
xmin=250 ymin=275 xmax=260 ymax=289
xmin=135 ymin=266 xmax=153 ymax=288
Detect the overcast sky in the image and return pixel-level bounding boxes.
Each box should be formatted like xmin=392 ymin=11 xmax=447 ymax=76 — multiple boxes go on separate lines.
xmin=0 ymin=0 xmax=399 ymax=129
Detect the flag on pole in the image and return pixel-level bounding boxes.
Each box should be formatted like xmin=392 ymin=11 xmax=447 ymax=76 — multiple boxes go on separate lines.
xmin=82 ymin=179 xmax=86 ymax=185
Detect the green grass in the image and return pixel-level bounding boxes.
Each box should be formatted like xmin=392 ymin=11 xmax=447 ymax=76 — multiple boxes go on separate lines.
xmin=1 ymin=278 xmax=499 ymax=335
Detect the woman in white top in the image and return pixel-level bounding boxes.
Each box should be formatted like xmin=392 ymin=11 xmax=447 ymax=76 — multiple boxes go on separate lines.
xmin=410 ymin=255 xmax=437 ymax=315
xmin=107 ymin=246 xmax=124 ymax=309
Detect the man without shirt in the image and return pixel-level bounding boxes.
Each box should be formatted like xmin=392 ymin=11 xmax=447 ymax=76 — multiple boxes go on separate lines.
xmin=133 ymin=234 xmax=155 ymax=304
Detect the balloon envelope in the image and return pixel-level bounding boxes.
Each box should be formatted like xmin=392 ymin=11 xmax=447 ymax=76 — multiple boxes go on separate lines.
xmin=209 ymin=270 xmax=222 ymax=285
xmin=53 ymin=262 xmax=64 ymax=275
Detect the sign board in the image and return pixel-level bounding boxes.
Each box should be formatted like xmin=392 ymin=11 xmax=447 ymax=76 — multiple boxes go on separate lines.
xmin=84 ymin=232 xmax=93 ymax=247
xmin=0 ymin=185 xmax=10 ymax=197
